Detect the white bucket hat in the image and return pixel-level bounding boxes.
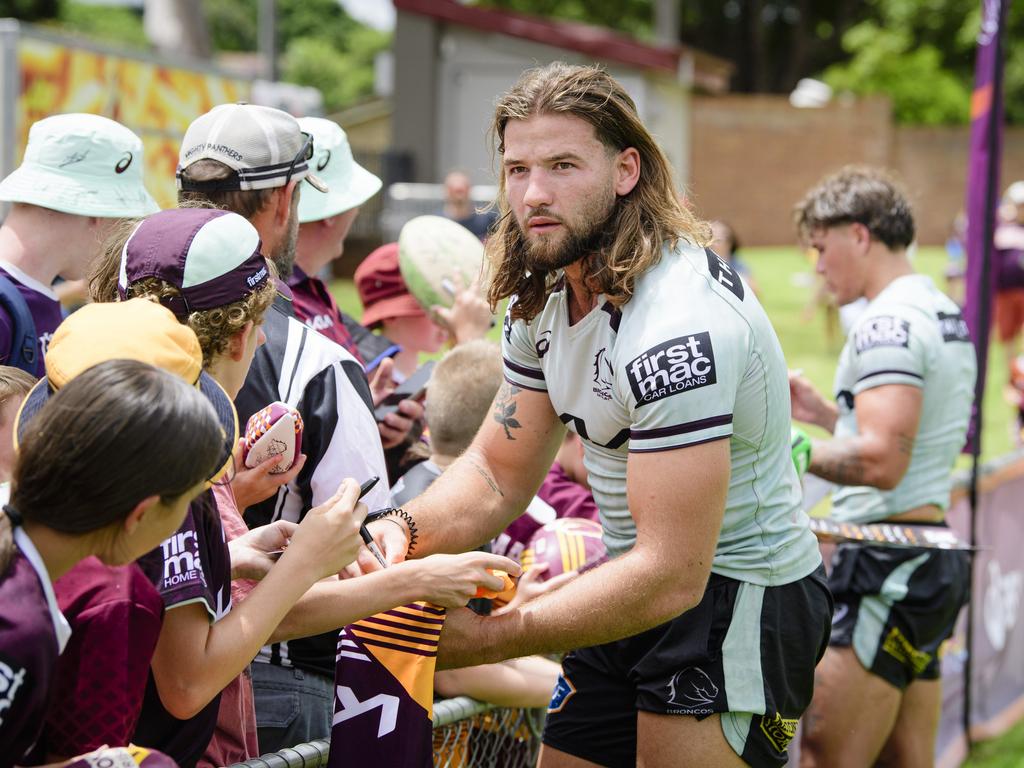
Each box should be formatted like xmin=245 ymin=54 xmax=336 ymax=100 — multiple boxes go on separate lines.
xmin=1005 ymin=181 xmax=1024 ymax=206
xmin=296 ymin=117 xmax=382 ymax=224
xmin=0 ymin=113 xmax=159 ymax=218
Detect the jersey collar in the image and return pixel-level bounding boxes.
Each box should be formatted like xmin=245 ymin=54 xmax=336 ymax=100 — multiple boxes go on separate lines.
xmin=14 ymin=526 xmax=72 ymax=652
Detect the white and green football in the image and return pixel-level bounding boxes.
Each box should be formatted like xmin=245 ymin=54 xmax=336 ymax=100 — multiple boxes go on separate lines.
xmin=397 ymin=215 xmax=485 ymax=312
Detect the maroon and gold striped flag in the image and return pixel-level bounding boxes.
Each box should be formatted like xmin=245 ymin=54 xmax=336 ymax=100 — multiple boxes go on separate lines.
xmin=328 ymin=602 xmax=446 ymax=766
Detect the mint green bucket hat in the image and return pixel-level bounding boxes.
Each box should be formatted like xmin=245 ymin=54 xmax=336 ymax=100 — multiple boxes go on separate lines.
xmin=0 ymin=113 xmax=160 ymax=218
xmin=296 ymin=117 xmax=381 ymax=224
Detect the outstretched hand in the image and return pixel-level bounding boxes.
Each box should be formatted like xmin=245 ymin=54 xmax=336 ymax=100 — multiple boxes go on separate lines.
xmin=399 ymin=551 xmax=522 ymax=609
xmin=228 ymin=519 xmax=298 ymax=581
xmin=282 ymin=478 xmax=368 ymax=581
xmin=431 ymin=276 xmax=493 ymax=346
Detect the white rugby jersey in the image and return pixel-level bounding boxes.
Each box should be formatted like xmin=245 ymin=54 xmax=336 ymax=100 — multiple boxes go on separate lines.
xmin=503 ymin=241 xmax=821 ymax=587
xmin=831 ymin=274 xmax=977 ymax=524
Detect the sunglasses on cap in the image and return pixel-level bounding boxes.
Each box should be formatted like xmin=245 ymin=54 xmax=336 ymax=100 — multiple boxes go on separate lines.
xmin=284 ymin=132 xmax=314 ymax=186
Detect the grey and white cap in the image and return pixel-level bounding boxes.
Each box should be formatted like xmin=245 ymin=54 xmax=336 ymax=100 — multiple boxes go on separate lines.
xmin=177 ymin=103 xmax=328 ymax=194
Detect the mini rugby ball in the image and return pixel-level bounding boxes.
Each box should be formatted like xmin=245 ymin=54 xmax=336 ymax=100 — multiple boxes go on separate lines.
xmin=521 ymin=518 xmax=607 ymax=581
xmin=243 ymin=401 xmax=303 ymax=474
xmin=65 ymin=746 xmax=177 ymax=768
xmin=398 ymin=215 xmax=485 ymax=313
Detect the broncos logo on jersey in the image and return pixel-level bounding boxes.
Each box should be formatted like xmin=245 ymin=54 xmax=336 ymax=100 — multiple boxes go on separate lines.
xmin=592 ymin=347 xmax=614 ymax=400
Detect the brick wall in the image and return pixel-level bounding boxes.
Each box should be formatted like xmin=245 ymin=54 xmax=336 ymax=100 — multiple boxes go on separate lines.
xmin=689 ymin=94 xmax=1024 ymax=245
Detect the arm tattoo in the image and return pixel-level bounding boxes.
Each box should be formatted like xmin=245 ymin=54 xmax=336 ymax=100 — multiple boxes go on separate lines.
xmin=469 ymin=458 xmax=504 ymax=497
xmin=492 ymin=382 xmax=523 ymax=440
xmin=897 ymin=433 xmax=915 ymax=456
xmin=812 ymin=444 xmax=867 ymax=486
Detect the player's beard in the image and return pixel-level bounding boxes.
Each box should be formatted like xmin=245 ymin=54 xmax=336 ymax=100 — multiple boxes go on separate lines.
xmin=519 ymin=193 xmax=618 ymax=273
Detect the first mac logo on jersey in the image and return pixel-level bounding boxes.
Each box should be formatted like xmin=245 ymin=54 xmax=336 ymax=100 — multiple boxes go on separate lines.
xmin=626 ymin=333 xmax=716 ymax=406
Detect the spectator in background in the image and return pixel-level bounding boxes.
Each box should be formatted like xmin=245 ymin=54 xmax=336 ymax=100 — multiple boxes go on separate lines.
xmin=291 ymin=118 xmax=389 ymax=366
xmin=443 ymin=170 xmax=498 ymax=240
xmin=0 ymin=367 xmax=35 ymax=483
xmin=291 ymin=117 xmax=424 ymax=453
xmin=0 ymin=114 xmax=159 ymax=375
xmin=708 ymin=219 xmax=759 ymax=295
xmin=944 ymin=210 xmax=967 ymax=307
xmin=355 ymin=243 xmax=492 ymax=382
xmin=994 ymin=181 xmax=1024 ymax=376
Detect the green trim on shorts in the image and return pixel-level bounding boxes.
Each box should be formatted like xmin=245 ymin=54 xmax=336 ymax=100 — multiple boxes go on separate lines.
xmin=723 ymin=581 xmax=767 ymax=713
xmin=721 ymin=711 xmax=753 ymax=757
xmin=719 ymin=581 xmax=766 ymax=757
xmin=852 ymin=552 xmax=929 ymax=669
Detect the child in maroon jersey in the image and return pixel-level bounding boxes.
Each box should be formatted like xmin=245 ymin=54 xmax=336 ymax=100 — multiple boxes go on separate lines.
xmin=0 ymin=358 xmax=226 ymax=767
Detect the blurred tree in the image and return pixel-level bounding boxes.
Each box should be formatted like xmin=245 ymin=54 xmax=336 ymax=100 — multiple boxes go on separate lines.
xmin=51 ymin=1 xmax=145 ymax=47
xmin=206 ymin=0 xmax=389 ymax=112
xmin=0 ymin=0 xmax=58 ymax=19
xmin=480 ymin=0 xmax=860 ymax=93
xmin=479 ymin=0 xmax=1022 ymax=124
xmin=282 ymin=25 xmax=388 ymax=110
xmin=823 ymin=0 xmax=1024 ymax=124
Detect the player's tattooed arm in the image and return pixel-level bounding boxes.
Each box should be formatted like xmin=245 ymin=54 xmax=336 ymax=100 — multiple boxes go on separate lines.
xmin=809 ymin=429 xmax=916 ymax=489
xmin=808 ymin=441 xmax=868 ymax=486
xmin=493 ymin=382 xmax=523 ymax=440
xmin=813 ymin=384 xmax=922 ymax=489
xmin=468 ymin=457 xmax=504 ymax=497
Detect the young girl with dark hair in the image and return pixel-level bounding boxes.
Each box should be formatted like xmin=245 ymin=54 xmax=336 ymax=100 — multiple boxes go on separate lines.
xmin=0 ymin=359 xmax=225 ymax=767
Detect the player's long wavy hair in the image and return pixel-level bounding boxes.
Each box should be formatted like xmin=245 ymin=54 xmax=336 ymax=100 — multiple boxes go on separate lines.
xmin=487 ymin=62 xmax=710 ymax=322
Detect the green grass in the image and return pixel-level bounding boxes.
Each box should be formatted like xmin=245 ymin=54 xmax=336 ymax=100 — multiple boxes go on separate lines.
xmin=962 ymin=725 xmax=1024 ymax=768
xmin=331 ymin=246 xmax=1022 ymax=762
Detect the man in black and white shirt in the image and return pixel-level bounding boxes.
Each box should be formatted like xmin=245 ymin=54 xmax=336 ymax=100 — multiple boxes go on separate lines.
xmin=176 ymin=103 xmax=390 ymax=751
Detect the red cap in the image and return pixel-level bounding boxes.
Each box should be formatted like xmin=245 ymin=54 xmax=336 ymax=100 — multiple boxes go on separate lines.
xmin=356 ymin=242 xmax=427 ymax=327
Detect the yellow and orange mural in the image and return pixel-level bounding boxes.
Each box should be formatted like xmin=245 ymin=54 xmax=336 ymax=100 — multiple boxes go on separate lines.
xmin=17 ymin=37 xmax=251 ymax=209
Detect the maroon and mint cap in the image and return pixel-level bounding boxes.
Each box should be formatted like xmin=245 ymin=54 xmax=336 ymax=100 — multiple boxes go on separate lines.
xmin=118 ymin=208 xmax=270 ymax=320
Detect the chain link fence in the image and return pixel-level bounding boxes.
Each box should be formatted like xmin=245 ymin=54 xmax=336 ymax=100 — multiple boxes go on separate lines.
xmin=226 ymin=697 xmax=545 ymax=768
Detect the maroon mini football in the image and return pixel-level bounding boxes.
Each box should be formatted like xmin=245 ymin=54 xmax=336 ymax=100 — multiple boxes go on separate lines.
xmin=242 ymin=401 xmax=304 ymax=474
xmin=64 ymin=745 xmax=178 ymax=768
xmin=521 ymin=518 xmax=607 ymax=580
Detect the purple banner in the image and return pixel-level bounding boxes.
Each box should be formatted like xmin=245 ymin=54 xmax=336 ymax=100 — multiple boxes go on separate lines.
xmin=963 ymin=0 xmax=1009 ymax=450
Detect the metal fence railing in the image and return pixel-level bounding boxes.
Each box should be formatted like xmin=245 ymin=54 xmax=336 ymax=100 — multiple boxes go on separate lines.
xmin=226 ymin=697 xmax=545 ymax=768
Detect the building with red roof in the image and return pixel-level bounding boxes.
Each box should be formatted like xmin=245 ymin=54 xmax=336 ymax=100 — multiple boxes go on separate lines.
xmin=391 ymin=0 xmax=731 ymax=186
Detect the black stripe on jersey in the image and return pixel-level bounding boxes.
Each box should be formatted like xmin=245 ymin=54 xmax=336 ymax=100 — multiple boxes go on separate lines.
xmin=600 ymin=301 xmax=622 ymax=332
xmin=504 ymin=357 xmax=545 ymax=380
xmin=855 ymin=369 xmax=924 ymax=384
xmin=559 ymin=412 xmax=630 ymax=449
xmin=705 ymin=247 xmax=745 ymax=301
xmin=283 ymin=323 xmax=308 ymax=401
xmin=504 ymin=375 xmax=546 ymax=393
xmin=630 ymin=413 xmax=733 ymax=440
xmin=629 ymin=433 xmax=730 ymax=453
xmin=837 ymin=390 xmax=854 ymax=410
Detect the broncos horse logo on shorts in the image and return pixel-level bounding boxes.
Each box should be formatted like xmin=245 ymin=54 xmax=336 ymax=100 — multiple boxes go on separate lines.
xmin=666 ymin=666 xmax=719 ymax=712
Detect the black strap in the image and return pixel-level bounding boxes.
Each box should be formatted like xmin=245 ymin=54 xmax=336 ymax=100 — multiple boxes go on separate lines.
xmin=3 ymin=505 xmax=22 ymax=528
